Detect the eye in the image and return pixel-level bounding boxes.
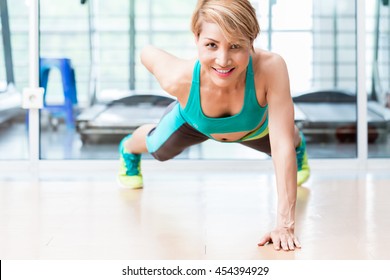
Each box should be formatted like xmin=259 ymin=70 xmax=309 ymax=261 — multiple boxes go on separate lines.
xmin=231 ymin=44 xmax=240 ymax=49
xmin=206 ymin=42 xmax=217 ymax=48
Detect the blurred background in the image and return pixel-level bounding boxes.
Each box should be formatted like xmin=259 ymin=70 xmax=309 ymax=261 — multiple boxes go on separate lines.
xmin=1 ymin=0 xmax=390 ymax=161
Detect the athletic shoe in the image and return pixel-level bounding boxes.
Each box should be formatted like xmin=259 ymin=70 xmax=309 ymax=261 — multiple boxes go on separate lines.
xmin=117 ymin=135 xmax=143 ymax=189
xmin=296 ymin=131 xmax=310 ymax=186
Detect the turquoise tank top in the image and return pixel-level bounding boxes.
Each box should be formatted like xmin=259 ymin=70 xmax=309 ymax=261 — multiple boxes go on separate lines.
xmin=179 ymin=56 xmax=269 ymax=140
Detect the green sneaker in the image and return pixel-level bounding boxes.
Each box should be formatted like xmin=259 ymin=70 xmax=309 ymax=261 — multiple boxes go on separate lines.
xmin=296 ymin=131 xmax=310 ymax=186
xmin=117 ymin=135 xmax=143 ymax=189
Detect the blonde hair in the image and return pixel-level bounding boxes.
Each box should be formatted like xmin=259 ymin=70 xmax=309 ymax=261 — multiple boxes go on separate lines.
xmin=191 ymin=0 xmax=260 ymax=49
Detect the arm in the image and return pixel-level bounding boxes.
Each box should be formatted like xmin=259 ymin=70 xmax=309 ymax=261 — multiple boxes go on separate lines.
xmin=258 ymin=54 xmax=301 ymax=251
xmin=140 ymin=45 xmax=190 ymax=99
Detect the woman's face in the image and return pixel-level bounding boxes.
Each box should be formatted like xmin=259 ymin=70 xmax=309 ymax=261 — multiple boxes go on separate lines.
xmin=196 ymin=21 xmax=251 ymax=88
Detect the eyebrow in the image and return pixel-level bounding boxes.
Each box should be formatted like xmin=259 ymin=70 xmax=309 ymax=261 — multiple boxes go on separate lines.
xmin=203 ymin=37 xmax=219 ymax=43
xmin=203 ymin=38 xmax=240 ymax=46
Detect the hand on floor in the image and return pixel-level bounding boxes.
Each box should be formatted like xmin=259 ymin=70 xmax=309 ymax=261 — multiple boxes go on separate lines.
xmin=258 ymin=228 xmax=301 ymax=251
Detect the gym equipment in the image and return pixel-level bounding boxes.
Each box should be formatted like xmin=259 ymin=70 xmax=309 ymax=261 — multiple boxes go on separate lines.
xmin=39 ymin=57 xmax=78 ymax=129
xmin=76 ymin=93 xmax=174 ymax=143
xmin=293 ymin=89 xmax=390 ymax=143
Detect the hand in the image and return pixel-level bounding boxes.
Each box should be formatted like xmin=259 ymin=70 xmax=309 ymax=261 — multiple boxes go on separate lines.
xmin=258 ymin=228 xmax=301 ymax=251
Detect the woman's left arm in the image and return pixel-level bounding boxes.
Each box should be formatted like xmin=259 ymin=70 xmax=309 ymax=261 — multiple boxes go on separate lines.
xmin=257 ymin=53 xmax=301 ymax=251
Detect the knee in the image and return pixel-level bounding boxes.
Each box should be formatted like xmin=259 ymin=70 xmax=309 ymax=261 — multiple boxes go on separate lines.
xmin=151 ymin=152 xmax=176 ymax=162
xmin=151 ymin=147 xmax=182 ymax=162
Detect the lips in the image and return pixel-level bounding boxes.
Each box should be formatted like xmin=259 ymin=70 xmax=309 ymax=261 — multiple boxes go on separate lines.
xmin=213 ymin=67 xmax=235 ymax=76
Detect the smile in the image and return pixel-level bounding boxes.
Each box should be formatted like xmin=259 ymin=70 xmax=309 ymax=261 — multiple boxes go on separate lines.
xmin=213 ymin=67 xmax=235 ymax=76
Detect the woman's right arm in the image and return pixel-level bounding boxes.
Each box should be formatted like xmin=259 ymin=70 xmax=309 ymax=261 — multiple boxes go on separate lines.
xmin=140 ymin=45 xmax=187 ymax=96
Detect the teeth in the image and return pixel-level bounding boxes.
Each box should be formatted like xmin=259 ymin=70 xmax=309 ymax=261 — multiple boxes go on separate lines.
xmin=216 ymin=69 xmax=231 ymax=74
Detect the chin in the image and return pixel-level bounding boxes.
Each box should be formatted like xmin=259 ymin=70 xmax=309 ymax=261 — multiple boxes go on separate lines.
xmin=210 ymin=76 xmax=233 ymax=87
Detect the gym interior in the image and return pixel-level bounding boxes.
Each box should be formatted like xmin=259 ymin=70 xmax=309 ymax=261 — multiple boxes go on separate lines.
xmin=1 ymin=0 xmax=390 ymax=261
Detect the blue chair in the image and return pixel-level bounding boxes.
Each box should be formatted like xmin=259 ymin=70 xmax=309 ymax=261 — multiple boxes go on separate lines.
xmin=40 ymin=57 xmax=78 ymax=128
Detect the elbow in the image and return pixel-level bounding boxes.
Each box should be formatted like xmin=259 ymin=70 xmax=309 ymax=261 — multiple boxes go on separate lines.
xmin=140 ymin=46 xmax=149 ymax=66
xmin=140 ymin=45 xmax=155 ymax=67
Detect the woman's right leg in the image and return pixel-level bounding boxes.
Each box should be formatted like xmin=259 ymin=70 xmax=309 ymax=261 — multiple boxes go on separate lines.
xmin=117 ymin=102 xmax=178 ymax=189
xmin=117 ymin=124 xmax=155 ymax=189
xmin=124 ymin=124 xmax=157 ymax=154
xmin=240 ymin=125 xmax=310 ymax=186
xmin=118 ymin=101 xmax=208 ymax=188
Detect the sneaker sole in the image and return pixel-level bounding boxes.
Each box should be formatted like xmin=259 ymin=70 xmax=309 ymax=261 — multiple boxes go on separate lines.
xmin=116 ymin=175 xmax=143 ymax=190
xmin=297 ymin=171 xmax=310 ymax=186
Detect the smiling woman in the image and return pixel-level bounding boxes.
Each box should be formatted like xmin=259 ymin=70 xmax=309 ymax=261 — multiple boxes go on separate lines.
xmin=116 ymin=0 xmax=311 ymax=252
xmin=195 ymin=21 xmax=250 ymax=89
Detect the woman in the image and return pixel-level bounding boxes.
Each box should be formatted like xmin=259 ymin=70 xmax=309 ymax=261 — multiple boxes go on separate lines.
xmin=117 ymin=0 xmax=309 ymax=251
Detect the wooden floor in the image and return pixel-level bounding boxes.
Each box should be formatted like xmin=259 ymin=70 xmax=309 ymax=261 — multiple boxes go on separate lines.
xmin=0 ymin=169 xmax=390 ymax=260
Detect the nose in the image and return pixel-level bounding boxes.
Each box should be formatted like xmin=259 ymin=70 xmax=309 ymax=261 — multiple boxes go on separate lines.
xmin=215 ymin=50 xmax=231 ymax=67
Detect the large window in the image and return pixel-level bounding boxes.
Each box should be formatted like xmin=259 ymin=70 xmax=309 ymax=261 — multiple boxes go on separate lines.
xmin=4 ymin=0 xmax=382 ymax=161
xmin=367 ymin=0 xmax=390 ymax=158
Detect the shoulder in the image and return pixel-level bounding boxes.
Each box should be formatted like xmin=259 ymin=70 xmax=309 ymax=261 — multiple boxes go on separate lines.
xmin=166 ymin=59 xmax=196 ymax=97
xmin=250 ymin=49 xmax=291 ymax=105
xmin=251 ymin=49 xmax=288 ymax=77
xmin=251 ymin=49 xmax=289 ymax=90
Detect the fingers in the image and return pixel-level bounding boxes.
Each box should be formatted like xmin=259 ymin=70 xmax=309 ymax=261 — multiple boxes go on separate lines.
xmin=257 ymin=232 xmax=282 ymax=250
xmin=280 ymin=234 xmax=300 ymax=251
xmin=272 ymin=233 xmax=281 ymax=250
xmin=259 ymin=231 xmax=301 ymax=251
xmin=287 ymin=238 xmax=295 ymax=250
xmin=293 ymin=236 xmax=302 ymax=248
xmin=280 ymin=235 xmax=298 ymax=251
xmin=257 ymin=232 xmax=271 ymax=246
xmin=280 ymin=236 xmax=288 ymax=251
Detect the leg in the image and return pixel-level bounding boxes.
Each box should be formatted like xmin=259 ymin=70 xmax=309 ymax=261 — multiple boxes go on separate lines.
xmin=122 ymin=100 xmax=178 ymax=156
xmin=117 ymin=127 xmax=147 ymax=189
xmin=241 ymin=125 xmax=302 ymax=153
xmin=124 ymin=124 xmax=156 ymax=154
xmin=239 ymin=134 xmax=272 ymax=155
xmin=240 ymin=125 xmax=310 ymax=186
xmin=147 ymin=122 xmax=208 ymax=161
xmin=118 ymin=102 xmax=178 ymax=188
xmin=117 ymin=101 xmax=208 ymax=188
xmin=143 ymin=101 xmax=208 ymax=161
